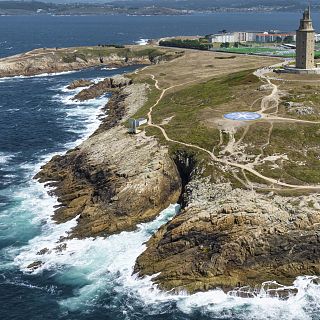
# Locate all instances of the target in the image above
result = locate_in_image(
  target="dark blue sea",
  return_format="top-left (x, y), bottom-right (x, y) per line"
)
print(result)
top-left (0, 13), bottom-right (320, 320)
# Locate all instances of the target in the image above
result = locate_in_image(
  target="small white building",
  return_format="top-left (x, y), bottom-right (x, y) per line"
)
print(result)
top-left (128, 118), bottom-right (148, 134)
top-left (234, 32), bottom-right (257, 42)
top-left (210, 32), bottom-right (258, 43)
top-left (210, 33), bottom-right (235, 43)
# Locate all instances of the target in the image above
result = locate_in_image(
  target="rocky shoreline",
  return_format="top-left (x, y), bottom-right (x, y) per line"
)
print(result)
top-left (135, 176), bottom-right (320, 293)
top-left (0, 45), bottom-right (180, 78)
top-left (35, 75), bottom-right (181, 239)
top-left (22, 47), bottom-right (320, 295)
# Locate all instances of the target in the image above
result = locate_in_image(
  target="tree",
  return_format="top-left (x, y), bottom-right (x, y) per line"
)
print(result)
top-left (283, 35), bottom-right (294, 43)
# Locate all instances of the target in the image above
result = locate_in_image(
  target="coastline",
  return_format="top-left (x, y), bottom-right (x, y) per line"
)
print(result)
top-left (33, 73), bottom-right (182, 240)
top-left (0, 45), bottom-right (181, 78)
top-left (3, 44), bottom-right (320, 297)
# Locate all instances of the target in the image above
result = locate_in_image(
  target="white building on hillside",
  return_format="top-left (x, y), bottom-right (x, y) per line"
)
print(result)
top-left (255, 32), bottom-right (296, 43)
top-left (210, 31), bottom-right (303, 44)
top-left (210, 33), bottom-right (235, 43)
top-left (210, 32), bottom-right (258, 43)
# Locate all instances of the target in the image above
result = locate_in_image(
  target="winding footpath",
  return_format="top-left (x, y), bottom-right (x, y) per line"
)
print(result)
top-left (139, 62), bottom-right (320, 190)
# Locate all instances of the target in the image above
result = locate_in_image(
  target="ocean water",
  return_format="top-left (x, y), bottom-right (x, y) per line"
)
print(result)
top-left (0, 13), bottom-right (320, 320)
top-left (1, 12), bottom-right (320, 58)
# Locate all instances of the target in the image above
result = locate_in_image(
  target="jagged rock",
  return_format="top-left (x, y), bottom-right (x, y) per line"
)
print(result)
top-left (54, 243), bottom-right (67, 252)
top-left (72, 76), bottom-right (133, 101)
top-left (27, 261), bottom-right (44, 271)
top-left (0, 47), bottom-right (174, 78)
top-left (135, 178), bottom-right (320, 293)
top-left (67, 79), bottom-right (93, 90)
top-left (36, 248), bottom-right (49, 255)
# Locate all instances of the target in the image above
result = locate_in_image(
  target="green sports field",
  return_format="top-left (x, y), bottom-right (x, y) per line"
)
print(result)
top-left (216, 46), bottom-right (320, 58)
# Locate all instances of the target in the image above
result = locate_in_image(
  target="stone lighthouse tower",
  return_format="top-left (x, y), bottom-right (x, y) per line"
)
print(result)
top-left (296, 5), bottom-right (315, 69)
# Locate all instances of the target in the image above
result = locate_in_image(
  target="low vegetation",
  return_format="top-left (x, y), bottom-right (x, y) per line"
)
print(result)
top-left (59, 46), bottom-right (179, 64)
top-left (159, 39), bottom-right (212, 51)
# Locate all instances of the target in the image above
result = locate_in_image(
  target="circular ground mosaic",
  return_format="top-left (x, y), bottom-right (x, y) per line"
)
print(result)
top-left (224, 112), bottom-right (262, 121)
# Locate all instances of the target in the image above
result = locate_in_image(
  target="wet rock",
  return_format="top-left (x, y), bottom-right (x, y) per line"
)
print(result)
top-left (36, 248), bottom-right (49, 255)
top-left (67, 79), bottom-right (93, 90)
top-left (27, 261), bottom-right (44, 271)
top-left (73, 76), bottom-right (133, 101)
top-left (54, 243), bottom-right (67, 252)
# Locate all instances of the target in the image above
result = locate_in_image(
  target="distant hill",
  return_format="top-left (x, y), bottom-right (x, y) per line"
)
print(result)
top-left (9, 0), bottom-right (305, 8)
top-left (0, 0), bottom-right (314, 15)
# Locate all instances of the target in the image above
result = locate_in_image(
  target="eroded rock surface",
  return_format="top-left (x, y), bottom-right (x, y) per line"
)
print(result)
top-left (135, 178), bottom-right (320, 293)
top-left (67, 79), bottom-right (93, 90)
top-left (73, 75), bottom-right (133, 101)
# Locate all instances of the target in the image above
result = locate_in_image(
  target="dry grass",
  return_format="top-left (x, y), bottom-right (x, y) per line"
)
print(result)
top-left (133, 49), bottom-right (280, 89)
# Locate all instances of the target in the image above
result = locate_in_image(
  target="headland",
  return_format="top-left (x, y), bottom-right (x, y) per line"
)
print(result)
top-left (3, 41), bottom-right (320, 296)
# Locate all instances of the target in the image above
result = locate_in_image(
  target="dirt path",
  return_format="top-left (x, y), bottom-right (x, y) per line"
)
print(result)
top-left (255, 64), bottom-right (320, 124)
top-left (142, 64), bottom-right (320, 190)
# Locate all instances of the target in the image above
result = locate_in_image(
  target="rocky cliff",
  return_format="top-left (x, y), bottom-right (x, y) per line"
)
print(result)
top-left (35, 76), bottom-right (181, 239)
top-left (135, 176), bottom-right (320, 293)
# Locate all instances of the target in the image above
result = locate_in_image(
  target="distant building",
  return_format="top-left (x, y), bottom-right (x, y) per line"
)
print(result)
top-left (209, 31), bottom-right (295, 44)
top-left (210, 33), bottom-right (236, 43)
top-left (235, 32), bottom-right (257, 42)
top-left (255, 32), bottom-right (296, 43)
top-left (210, 32), bottom-right (258, 43)
top-left (296, 5), bottom-right (315, 70)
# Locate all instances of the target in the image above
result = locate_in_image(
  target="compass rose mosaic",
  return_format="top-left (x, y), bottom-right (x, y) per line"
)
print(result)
top-left (224, 112), bottom-right (262, 121)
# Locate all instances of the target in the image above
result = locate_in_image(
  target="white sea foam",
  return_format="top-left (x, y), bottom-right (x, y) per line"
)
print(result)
top-left (0, 75), bottom-right (107, 252)
top-left (0, 152), bottom-right (14, 165)
top-left (135, 38), bottom-right (149, 45)
top-left (49, 77), bottom-right (109, 150)
top-left (12, 204), bottom-right (180, 308)
top-left (101, 67), bottom-right (118, 71)
top-left (11, 195), bottom-right (320, 319)
top-left (0, 71), bottom-right (77, 83)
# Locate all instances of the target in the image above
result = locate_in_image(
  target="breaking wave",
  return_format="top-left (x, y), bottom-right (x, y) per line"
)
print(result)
top-left (8, 194), bottom-right (320, 320)
top-left (0, 71), bottom-right (77, 83)
top-left (50, 82), bottom-right (108, 148)
top-left (135, 38), bottom-right (149, 45)
top-left (0, 152), bottom-right (14, 165)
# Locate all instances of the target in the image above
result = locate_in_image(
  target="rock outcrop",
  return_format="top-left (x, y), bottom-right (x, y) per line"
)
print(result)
top-left (67, 79), bottom-right (93, 90)
top-left (135, 178), bottom-right (320, 293)
top-left (73, 76), bottom-right (133, 101)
